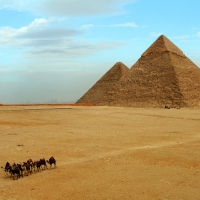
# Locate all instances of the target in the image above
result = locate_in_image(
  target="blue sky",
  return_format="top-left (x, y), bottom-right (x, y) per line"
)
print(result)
top-left (0, 0), bottom-right (200, 104)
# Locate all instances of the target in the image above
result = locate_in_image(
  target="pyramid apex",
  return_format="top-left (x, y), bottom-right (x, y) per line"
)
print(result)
top-left (113, 62), bottom-right (129, 69)
top-left (115, 61), bottom-right (125, 65)
top-left (115, 61), bottom-right (123, 65)
top-left (142, 35), bottom-right (185, 57)
top-left (158, 34), bottom-right (168, 39)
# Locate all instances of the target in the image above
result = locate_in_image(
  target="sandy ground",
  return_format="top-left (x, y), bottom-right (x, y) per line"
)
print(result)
top-left (0, 105), bottom-right (200, 200)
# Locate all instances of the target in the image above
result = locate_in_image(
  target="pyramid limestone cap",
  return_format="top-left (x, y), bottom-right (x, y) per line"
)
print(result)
top-left (142, 35), bottom-right (185, 57)
top-left (105, 62), bottom-right (129, 76)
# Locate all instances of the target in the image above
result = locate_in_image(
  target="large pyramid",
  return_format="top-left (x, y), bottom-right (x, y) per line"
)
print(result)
top-left (98, 35), bottom-right (200, 108)
top-left (76, 62), bottom-right (129, 104)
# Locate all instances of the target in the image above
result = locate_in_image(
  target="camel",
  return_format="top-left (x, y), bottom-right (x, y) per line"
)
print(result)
top-left (46, 156), bottom-right (56, 169)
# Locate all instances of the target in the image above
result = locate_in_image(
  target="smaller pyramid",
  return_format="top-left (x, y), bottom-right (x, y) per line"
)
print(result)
top-left (76, 62), bottom-right (129, 104)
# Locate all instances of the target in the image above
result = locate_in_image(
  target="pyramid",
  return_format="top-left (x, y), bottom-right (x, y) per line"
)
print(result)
top-left (98, 35), bottom-right (200, 108)
top-left (76, 62), bottom-right (129, 104)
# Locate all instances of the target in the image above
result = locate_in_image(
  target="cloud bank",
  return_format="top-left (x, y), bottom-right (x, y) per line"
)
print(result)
top-left (0, 17), bottom-right (125, 61)
top-left (0, 0), bottom-right (135, 16)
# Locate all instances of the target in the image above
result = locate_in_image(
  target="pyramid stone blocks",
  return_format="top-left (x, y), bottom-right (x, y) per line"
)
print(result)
top-left (77, 35), bottom-right (200, 108)
top-left (76, 62), bottom-right (129, 104)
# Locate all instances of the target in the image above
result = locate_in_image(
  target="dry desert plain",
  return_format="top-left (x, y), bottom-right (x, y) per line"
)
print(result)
top-left (0, 105), bottom-right (200, 200)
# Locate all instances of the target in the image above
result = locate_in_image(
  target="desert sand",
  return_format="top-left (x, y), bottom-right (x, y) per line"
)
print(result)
top-left (0, 105), bottom-right (200, 199)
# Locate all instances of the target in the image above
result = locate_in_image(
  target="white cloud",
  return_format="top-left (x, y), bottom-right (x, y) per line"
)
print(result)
top-left (28, 18), bottom-right (49, 28)
top-left (0, 0), bottom-right (35, 11)
top-left (0, 18), bottom-right (81, 42)
top-left (23, 40), bottom-right (125, 60)
top-left (0, 18), bottom-right (55, 46)
top-left (110, 22), bottom-right (138, 28)
top-left (0, 18), bottom-right (125, 61)
top-left (0, 0), bottom-right (136, 16)
top-left (37, 0), bottom-right (135, 16)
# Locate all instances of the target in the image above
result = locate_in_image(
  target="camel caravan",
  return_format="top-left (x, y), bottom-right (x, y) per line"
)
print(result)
top-left (1, 156), bottom-right (56, 180)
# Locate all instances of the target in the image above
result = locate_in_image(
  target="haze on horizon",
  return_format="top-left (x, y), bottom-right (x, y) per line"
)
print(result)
top-left (0, 0), bottom-right (200, 104)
